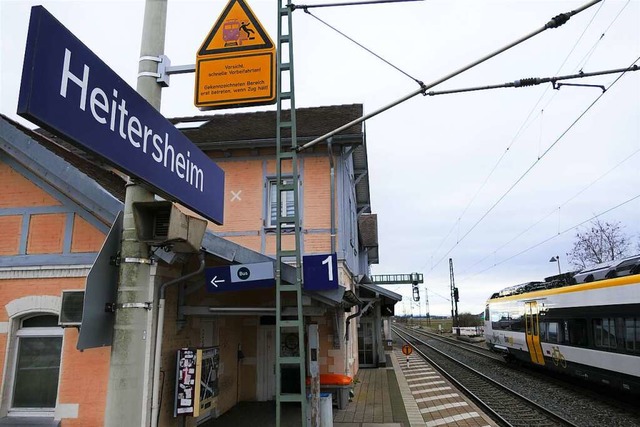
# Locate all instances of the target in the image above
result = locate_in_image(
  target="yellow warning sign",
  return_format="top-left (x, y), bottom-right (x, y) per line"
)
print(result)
top-left (198, 0), bottom-right (273, 56)
top-left (195, 0), bottom-right (276, 110)
top-left (195, 52), bottom-right (274, 108)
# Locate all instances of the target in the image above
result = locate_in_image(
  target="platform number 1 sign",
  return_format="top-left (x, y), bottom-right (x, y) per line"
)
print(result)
top-left (303, 253), bottom-right (339, 291)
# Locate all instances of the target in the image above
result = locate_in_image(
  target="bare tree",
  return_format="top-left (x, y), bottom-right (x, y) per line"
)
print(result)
top-left (568, 219), bottom-right (631, 269)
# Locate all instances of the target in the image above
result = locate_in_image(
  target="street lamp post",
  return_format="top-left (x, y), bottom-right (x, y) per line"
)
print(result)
top-left (549, 256), bottom-right (561, 275)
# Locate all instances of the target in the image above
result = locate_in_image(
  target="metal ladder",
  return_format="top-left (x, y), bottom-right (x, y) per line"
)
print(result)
top-left (275, 0), bottom-right (306, 425)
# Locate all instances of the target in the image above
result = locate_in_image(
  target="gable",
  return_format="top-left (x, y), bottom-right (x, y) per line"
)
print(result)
top-left (0, 161), bottom-right (60, 208)
top-left (0, 157), bottom-right (108, 267)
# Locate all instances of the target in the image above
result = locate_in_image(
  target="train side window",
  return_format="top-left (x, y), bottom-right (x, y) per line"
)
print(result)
top-left (539, 322), bottom-right (548, 341)
top-left (624, 318), bottom-right (640, 354)
top-left (568, 319), bottom-right (587, 346)
top-left (594, 318), bottom-right (617, 349)
top-left (547, 322), bottom-right (559, 343)
top-left (510, 310), bottom-right (525, 332)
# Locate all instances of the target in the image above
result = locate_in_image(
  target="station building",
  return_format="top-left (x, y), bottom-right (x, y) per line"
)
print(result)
top-left (0, 105), bottom-right (400, 426)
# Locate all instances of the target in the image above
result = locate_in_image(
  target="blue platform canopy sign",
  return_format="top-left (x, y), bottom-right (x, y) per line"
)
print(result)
top-left (303, 253), bottom-right (339, 291)
top-left (206, 261), bottom-right (275, 293)
top-left (17, 6), bottom-right (225, 224)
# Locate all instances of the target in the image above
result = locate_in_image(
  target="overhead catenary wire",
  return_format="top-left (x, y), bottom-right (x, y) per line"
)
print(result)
top-left (296, 0), bottom-right (604, 152)
top-left (576, 0), bottom-right (632, 71)
top-left (302, 9), bottom-right (423, 86)
top-left (459, 145), bottom-right (640, 277)
top-left (425, 56), bottom-right (639, 277)
top-left (462, 192), bottom-right (640, 280)
top-left (292, 0), bottom-right (424, 10)
top-left (427, 1), bottom-right (630, 264)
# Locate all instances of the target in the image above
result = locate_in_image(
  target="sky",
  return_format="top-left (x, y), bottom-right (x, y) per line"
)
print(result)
top-left (1, 0), bottom-right (639, 316)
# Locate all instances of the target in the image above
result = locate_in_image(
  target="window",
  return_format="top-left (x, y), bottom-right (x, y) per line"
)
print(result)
top-left (490, 307), bottom-right (524, 331)
top-left (564, 319), bottom-right (588, 347)
top-left (12, 315), bottom-right (63, 410)
top-left (267, 178), bottom-right (295, 228)
top-left (547, 322), bottom-right (559, 343)
top-left (624, 317), bottom-right (640, 353)
top-left (594, 318), bottom-right (617, 349)
top-left (540, 322), bottom-right (547, 340)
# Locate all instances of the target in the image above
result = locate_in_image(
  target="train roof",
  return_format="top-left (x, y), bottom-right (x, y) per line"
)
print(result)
top-left (489, 254), bottom-right (640, 300)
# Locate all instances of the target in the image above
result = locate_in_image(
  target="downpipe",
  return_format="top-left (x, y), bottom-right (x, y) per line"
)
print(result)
top-left (150, 251), bottom-right (205, 427)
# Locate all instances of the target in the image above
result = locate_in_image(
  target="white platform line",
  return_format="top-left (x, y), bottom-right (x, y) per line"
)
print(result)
top-left (406, 376), bottom-right (440, 382)
top-left (412, 386), bottom-right (452, 395)
top-left (409, 380), bottom-right (446, 388)
top-left (415, 393), bottom-right (459, 403)
top-left (405, 370), bottom-right (434, 377)
top-left (420, 401), bottom-right (469, 414)
top-left (425, 412), bottom-right (482, 426)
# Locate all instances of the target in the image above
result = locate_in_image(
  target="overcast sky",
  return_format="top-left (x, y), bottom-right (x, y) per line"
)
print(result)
top-left (2, 0), bottom-right (639, 316)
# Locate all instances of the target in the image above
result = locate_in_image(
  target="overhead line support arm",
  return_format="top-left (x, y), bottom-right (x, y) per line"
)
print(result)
top-left (424, 64), bottom-right (639, 97)
top-left (295, 0), bottom-right (602, 153)
top-left (290, 0), bottom-right (423, 11)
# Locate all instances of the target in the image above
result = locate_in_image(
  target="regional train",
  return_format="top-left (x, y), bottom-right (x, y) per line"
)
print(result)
top-left (484, 254), bottom-right (640, 393)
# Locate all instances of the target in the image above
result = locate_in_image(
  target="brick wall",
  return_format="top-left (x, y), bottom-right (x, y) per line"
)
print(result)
top-left (0, 216), bottom-right (21, 255)
top-left (0, 162), bottom-right (60, 208)
top-left (1, 161), bottom-right (109, 426)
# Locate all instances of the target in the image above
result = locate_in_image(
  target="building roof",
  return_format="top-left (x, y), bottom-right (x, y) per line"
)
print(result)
top-left (0, 114), bottom-right (124, 226)
top-left (359, 282), bottom-right (402, 302)
top-left (171, 104), bottom-right (364, 148)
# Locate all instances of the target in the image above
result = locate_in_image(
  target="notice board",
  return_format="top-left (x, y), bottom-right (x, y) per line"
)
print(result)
top-left (174, 347), bottom-right (220, 417)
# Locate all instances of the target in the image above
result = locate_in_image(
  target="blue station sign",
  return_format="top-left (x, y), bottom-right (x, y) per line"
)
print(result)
top-left (303, 253), bottom-right (339, 291)
top-left (17, 6), bottom-right (225, 224)
top-left (206, 261), bottom-right (275, 293)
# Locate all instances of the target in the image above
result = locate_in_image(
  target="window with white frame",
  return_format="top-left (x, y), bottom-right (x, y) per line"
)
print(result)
top-left (11, 314), bottom-right (63, 412)
top-left (267, 178), bottom-right (295, 228)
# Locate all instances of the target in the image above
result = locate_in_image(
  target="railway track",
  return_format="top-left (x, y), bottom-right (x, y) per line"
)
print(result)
top-left (393, 325), bottom-right (581, 427)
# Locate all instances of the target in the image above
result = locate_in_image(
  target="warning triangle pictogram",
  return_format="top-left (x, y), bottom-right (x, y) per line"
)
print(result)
top-left (198, 0), bottom-right (274, 56)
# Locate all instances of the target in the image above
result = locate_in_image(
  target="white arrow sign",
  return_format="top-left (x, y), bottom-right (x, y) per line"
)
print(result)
top-left (210, 276), bottom-right (226, 288)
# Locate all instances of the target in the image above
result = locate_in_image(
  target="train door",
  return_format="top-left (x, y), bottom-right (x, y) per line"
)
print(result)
top-left (524, 301), bottom-right (545, 365)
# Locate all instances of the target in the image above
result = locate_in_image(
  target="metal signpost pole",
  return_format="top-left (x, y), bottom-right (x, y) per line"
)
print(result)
top-left (104, 1), bottom-right (167, 425)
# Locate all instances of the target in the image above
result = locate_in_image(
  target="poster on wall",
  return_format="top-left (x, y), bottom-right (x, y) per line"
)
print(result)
top-left (174, 347), bottom-right (220, 417)
top-left (174, 348), bottom-right (197, 416)
top-left (196, 347), bottom-right (220, 414)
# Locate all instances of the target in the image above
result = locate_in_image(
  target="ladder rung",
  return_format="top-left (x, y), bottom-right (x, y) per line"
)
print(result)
top-left (277, 152), bottom-right (294, 160)
top-left (280, 63), bottom-right (291, 71)
top-left (279, 393), bottom-right (304, 403)
top-left (277, 250), bottom-right (298, 258)
top-left (278, 320), bottom-right (301, 328)
top-left (278, 183), bottom-right (295, 191)
top-left (280, 92), bottom-right (292, 101)
top-left (278, 291), bottom-right (302, 298)
top-left (278, 356), bottom-right (303, 365)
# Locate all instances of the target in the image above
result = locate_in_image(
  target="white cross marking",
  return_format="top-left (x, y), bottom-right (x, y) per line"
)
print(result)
top-left (231, 190), bottom-right (242, 201)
